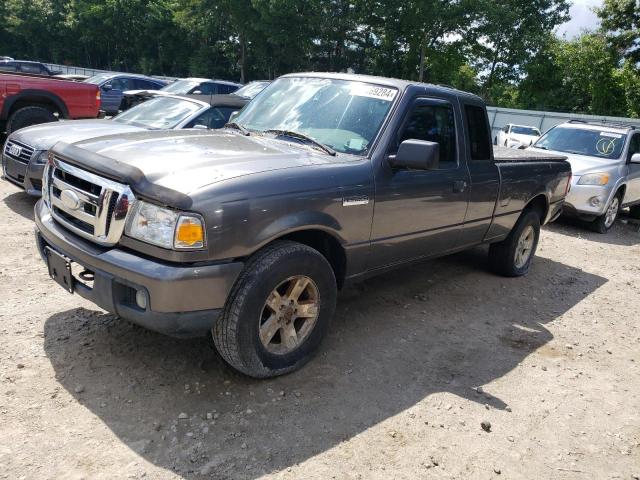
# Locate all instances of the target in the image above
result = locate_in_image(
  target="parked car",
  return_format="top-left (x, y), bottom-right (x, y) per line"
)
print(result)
top-left (34, 73), bottom-right (571, 378)
top-left (231, 80), bottom-right (271, 99)
top-left (121, 78), bottom-right (243, 110)
top-left (496, 124), bottom-right (541, 148)
top-left (0, 60), bottom-right (61, 76)
top-left (84, 73), bottom-right (166, 115)
top-left (0, 56), bottom-right (13, 61)
top-left (2, 94), bottom-right (249, 195)
top-left (0, 71), bottom-right (100, 135)
top-left (54, 74), bottom-right (90, 82)
top-left (530, 120), bottom-right (640, 232)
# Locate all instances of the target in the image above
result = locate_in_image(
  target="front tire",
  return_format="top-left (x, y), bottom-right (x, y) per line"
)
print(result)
top-left (6, 106), bottom-right (57, 134)
top-left (489, 210), bottom-right (541, 277)
top-left (591, 194), bottom-right (621, 234)
top-left (212, 241), bottom-right (337, 378)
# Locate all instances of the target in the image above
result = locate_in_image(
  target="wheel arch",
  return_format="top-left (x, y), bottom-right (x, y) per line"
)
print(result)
top-left (250, 214), bottom-right (348, 290)
top-left (523, 193), bottom-right (549, 223)
top-left (1, 90), bottom-right (69, 120)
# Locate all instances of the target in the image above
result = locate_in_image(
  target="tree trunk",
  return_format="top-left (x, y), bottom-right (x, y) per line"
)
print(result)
top-left (239, 32), bottom-right (246, 84)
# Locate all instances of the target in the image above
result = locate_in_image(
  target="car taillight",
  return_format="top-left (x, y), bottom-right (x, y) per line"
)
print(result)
top-left (95, 89), bottom-right (101, 107)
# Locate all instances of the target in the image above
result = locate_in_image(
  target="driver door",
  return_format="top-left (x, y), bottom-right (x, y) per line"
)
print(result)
top-left (369, 98), bottom-right (470, 269)
top-left (625, 133), bottom-right (640, 204)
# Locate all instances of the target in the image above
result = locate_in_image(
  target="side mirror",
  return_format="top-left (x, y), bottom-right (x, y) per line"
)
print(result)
top-left (192, 124), bottom-right (208, 130)
top-left (192, 90), bottom-right (202, 95)
top-left (631, 153), bottom-right (640, 164)
top-left (228, 111), bottom-right (240, 122)
top-left (102, 83), bottom-right (113, 91)
top-left (389, 139), bottom-right (440, 170)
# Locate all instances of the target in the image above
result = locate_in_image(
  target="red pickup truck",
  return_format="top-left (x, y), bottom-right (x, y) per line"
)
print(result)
top-left (0, 72), bottom-right (100, 134)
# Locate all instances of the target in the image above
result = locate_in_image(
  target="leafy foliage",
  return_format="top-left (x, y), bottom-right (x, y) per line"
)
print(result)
top-left (0, 0), bottom-right (637, 117)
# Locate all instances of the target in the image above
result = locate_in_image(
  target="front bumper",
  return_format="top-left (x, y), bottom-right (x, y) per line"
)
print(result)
top-left (564, 180), bottom-right (614, 219)
top-left (2, 152), bottom-right (45, 196)
top-left (34, 200), bottom-right (244, 338)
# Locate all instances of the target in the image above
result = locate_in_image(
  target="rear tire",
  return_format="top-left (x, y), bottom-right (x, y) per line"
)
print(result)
top-left (591, 193), bottom-right (621, 234)
top-left (212, 241), bottom-right (337, 378)
top-left (6, 106), bottom-right (57, 134)
top-left (489, 210), bottom-right (541, 277)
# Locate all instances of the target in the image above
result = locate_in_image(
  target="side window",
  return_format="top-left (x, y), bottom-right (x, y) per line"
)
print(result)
top-left (220, 85), bottom-right (238, 94)
top-left (629, 134), bottom-right (640, 160)
top-left (19, 63), bottom-right (41, 74)
top-left (109, 77), bottom-right (130, 91)
top-left (398, 102), bottom-right (457, 168)
top-left (465, 105), bottom-right (492, 161)
top-left (0, 63), bottom-right (17, 72)
top-left (197, 83), bottom-right (216, 95)
top-left (186, 107), bottom-right (235, 129)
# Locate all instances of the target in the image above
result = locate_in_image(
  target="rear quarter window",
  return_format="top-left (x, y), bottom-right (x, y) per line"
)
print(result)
top-left (465, 105), bottom-right (492, 161)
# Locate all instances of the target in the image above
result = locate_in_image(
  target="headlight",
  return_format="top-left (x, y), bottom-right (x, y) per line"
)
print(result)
top-left (34, 150), bottom-right (49, 164)
top-left (125, 201), bottom-right (205, 250)
top-left (578, 173), bottom-right (610, 186)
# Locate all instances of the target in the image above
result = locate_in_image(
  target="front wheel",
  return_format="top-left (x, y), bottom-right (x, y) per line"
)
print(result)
top-left (212, 241), bottom-right (337, 378)
top-left (6, 106), bottom-right (57, 134)
top-left (489, 210), bottom-right (541, 277)
top-left (591, 194), bottom-right (621, 234)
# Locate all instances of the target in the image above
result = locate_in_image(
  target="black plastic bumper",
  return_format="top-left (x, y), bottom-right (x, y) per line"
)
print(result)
top-left (34, 200), bottom-right (244, 338)
top-left (2, 152), bottom-right (45, 196)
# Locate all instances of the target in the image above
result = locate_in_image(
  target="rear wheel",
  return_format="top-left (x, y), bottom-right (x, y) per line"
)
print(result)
top-left (591, 194), bottom-right (621, 234)
top-left (6, 106), bottom-right (57, 134)
top-left (212, 241), bottom-right (337, 378)
top-left (489, 210), bottom-right (541, 277)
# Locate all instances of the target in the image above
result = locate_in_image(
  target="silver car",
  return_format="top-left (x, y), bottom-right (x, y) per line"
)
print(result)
top-left (530, 120), bottom-right (640, 233)
top-left (2, 94), bottom-right (247, 196)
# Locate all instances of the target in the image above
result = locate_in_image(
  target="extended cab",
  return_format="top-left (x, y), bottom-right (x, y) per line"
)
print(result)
top-left (34, 73), bottom-right (571, 378)
top-left (0, 72), bottom-right (100, 135)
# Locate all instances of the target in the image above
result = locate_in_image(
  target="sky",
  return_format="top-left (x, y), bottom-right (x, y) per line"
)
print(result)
top-left (557, 0), bottom-right (603, 37)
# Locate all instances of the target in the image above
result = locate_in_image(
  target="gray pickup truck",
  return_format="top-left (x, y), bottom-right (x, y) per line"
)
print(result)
top-left (34, 73), bottom-right (571, 377)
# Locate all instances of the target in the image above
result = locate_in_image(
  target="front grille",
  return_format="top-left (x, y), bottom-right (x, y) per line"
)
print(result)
top-left (4, 140), bottom-right (35, 164)
top-left (43, 158), bottom-right (135, 246)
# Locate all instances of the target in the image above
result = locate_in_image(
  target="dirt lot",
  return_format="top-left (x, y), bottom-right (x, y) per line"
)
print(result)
top-left (0, 178), bottom-right (639, 480)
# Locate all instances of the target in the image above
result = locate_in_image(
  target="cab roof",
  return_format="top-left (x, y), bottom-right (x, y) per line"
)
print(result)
top-left (281, 72), bottom-right (485, 103)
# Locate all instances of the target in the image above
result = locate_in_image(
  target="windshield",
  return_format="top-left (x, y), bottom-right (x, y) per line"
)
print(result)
top-left (113, 96), bottom-right (202, 129)
top-left (234, 81), bottom-right (270, 99)
top-left (535, 126), bottom-right (627, 159)
top-left (161, 79), bottom-right (200, 94)
top-left (511, 126), bottom-right (540, 136)
top-left (233, 77), bottom-right (397, 155)
top-left (85, 73), bottom-right (114, 85)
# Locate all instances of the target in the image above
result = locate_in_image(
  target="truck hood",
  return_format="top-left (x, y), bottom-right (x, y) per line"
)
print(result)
top-left (68, 129), bottom-right (343, 195)
top-left (11, 119), bottom-right (146, 150)
top-left (528, 147), bottom-right (622, 176)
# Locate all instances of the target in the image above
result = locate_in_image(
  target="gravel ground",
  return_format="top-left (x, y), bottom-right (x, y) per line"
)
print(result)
top-left (0, 178), bottom-right (639, 480)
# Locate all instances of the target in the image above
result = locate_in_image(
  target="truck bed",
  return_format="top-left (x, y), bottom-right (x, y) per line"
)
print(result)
top-left (493, 146), bottom-right (567, 162)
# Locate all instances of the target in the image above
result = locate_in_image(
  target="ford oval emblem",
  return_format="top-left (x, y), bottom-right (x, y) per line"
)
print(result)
top-left (60, 189), bottom-right (81, 210)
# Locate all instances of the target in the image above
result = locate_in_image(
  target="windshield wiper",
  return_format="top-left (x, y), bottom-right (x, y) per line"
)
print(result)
top-left (225, 122), bottom-right (250, 136)
top-left (264, 129), bottom-right (336, 156)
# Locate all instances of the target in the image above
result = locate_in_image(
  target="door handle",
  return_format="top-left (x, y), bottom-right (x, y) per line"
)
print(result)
top-left (453, 180), bottom-right (468, 193)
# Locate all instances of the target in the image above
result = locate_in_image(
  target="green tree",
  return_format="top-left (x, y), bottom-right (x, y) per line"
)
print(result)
top-left (596, 0), bottom-right (640, 64)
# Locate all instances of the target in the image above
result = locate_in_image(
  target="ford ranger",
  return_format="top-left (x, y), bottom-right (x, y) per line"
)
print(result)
top-left (34, 73), bottom-right (571, 378)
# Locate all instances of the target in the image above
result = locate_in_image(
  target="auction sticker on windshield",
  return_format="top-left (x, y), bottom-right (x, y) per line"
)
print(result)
top-left (351, 84), bottom-right (398, 102)
top-left (600, 132), bottom-right (623, 139)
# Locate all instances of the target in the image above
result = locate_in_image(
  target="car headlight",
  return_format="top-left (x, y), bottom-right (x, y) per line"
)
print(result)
top-left (125, 200), bottom-right (205, 250)
top-left (578, 173), bottom-right (610, 186)
top-left (34, 150), bottom-right (49, 164)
